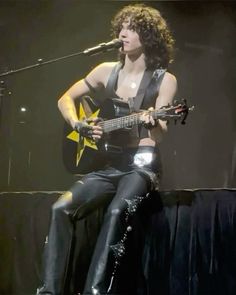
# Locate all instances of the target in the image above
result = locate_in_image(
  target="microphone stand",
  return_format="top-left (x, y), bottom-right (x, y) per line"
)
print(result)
top-left (0, 42), bottom-right (121, 189)
top-left (0, 40), bottom-right (122, 128)
top-left (0, 49), bottom-right (86, 134)
top-left (0, 50), bottom-right (86, 78)
top-left (0, 38), bottom-right (122, 77)
top-left (0, 49), bottom-right (85, 189)
top-left (0, 43), bottom-right (112, 123)
top-left (0, 40), bottom-right (122, 121)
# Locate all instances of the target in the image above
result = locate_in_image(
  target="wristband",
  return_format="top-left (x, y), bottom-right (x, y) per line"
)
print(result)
top-left (74, 121), bottom-right (93, 139)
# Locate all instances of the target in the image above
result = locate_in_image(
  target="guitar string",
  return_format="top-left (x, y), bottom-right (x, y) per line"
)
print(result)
top-left (98, 110), bottom-right (162, 132)
top-left (99, 112), bottom-right (142, 131)
top-left (97, 107), bottom-right (181, 132)
top-left (100, 111), bottom-right (171, 131)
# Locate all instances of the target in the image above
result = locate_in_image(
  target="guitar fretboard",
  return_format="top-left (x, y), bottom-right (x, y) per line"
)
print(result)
top-left (98, 109), bottom-right (180, 133)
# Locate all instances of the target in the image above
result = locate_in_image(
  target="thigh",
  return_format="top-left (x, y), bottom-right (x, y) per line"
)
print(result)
top-left (108, 171), bottom-right (151, 212)
top-left (57, 172), bottom-right (116, 213)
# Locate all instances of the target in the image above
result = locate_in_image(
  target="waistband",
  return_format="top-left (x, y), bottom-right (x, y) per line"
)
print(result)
top-left (104, 144), bottom-right (159, 155)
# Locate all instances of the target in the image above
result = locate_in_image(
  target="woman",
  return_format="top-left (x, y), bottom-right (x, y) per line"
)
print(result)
top-left (37, 3), bottom-right (177, 295)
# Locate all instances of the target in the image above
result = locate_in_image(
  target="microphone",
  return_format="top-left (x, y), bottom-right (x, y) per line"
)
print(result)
top-left (83, 39), bottom-right (123, 56)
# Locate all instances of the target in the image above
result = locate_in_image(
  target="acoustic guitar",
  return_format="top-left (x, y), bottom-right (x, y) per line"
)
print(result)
top-left (63, 97), bottom-right (191, 174)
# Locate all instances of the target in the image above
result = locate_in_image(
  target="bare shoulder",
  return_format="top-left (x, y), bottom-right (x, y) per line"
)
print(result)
top-left (162, 71), bottom-right (177, 86)
top-left (159, 71), bottom-right (178, 95)
top-left (86, 61), bottom-right (119, 88)
top-left (156, 71), bottom-right (177, 107)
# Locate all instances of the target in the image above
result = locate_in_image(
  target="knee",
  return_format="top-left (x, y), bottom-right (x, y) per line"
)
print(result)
top-left (52, 191), bottom-right (73, 214)
top-left (105, 207), bottom-right (123, 220)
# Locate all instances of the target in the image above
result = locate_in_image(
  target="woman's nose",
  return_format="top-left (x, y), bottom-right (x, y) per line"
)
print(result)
top-left (120, 29), bottom-right (127, 38)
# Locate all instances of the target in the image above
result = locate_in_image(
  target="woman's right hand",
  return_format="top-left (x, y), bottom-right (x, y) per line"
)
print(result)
top-left (74, 118), bottom-right (103, 141)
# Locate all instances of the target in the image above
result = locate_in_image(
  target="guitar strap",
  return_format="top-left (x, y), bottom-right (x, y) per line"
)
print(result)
top-left (132, 69), bottom-right (154, 112)
top-left (105, 62), bottom-right (123, 96)
top-left (138, 68), bottom-right (166, 138)
top-left (140, 68), bottom-right (167, 110)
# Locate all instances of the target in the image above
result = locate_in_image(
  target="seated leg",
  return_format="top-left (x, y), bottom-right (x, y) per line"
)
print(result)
top-left (37, 174), bottom-right (116, 295)
top-left (83, 171), bottom-right (154, 295)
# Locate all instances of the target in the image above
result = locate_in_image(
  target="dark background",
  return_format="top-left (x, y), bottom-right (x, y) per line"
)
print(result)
top-left (0, 0), bottom-right (235, 192)
top-left (0, 2), bottom-right (236, 295)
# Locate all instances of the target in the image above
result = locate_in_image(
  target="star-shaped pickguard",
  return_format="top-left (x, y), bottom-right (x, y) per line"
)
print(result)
top-left (66, 103), bottom-right (100, 166)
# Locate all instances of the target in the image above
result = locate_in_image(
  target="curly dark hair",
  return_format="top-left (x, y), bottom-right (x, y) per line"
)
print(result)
top-left (111, 4), bottom-right (175, 70)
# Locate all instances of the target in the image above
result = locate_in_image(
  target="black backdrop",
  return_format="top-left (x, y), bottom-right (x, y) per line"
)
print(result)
top-left (0, 0), bottom-right (236, 192)
top-left (0, 190), bottom-right (236, 295)
top-left (0, 1), bottom-right (236, 295)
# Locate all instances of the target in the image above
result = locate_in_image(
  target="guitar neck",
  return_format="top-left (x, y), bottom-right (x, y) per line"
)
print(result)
top-left (99, 110), bottom-right (169, 133)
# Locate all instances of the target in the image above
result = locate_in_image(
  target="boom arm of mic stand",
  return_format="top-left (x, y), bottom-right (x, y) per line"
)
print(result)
top-left (0, 50), bottom-right (85, 77)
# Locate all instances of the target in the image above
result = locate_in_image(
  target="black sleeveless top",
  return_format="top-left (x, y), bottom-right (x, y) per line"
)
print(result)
top-left (103, 62), bottom-right (166, 140)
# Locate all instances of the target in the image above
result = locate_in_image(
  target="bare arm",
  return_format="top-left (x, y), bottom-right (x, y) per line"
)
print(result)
top-left (149, 72), bottom-right (178, 143)
top-left (57, 79), bottom-right (90, 128)
top-left (57, 62), bottom-right (116, 129)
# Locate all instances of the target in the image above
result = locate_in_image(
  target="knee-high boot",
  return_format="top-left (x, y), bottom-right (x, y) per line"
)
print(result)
top-left (37, 201), bottom-right (75, 295)
top-left (83, 205), bottom-right (133, 295)
top-left (83, 190), bottom-right (152, 295)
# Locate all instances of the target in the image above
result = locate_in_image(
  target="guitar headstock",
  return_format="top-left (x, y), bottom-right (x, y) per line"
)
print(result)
top-left (159, 99), bottom-right (194, 125)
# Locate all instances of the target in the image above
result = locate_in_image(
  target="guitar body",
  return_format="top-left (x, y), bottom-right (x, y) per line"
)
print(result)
top-left (62, 135), bottom-right (106, 174)
top-left (62, 97), bottom-right (190, 174)
top-left (63, 97), bottom-right (131, 174)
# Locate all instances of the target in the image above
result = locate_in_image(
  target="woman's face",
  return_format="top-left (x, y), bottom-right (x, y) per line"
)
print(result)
top-left (118, 18), bottom-right (143, 56)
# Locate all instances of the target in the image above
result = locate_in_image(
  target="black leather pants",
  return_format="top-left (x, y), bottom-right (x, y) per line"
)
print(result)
top-left (37, 147), bottom-right (161, 295)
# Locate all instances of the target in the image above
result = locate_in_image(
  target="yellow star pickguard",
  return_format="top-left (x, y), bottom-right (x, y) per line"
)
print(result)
top-left (66, 103), bottom-right (100, 166)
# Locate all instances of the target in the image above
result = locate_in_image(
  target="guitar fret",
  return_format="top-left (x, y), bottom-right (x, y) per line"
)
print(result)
top-left (102, 113), bottom-right (141, 132)
top-left (99, 105), bottom-right (184, 133)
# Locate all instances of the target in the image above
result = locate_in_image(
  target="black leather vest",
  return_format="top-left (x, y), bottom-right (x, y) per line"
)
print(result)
top-left (104, 62), bottom-right (166, 140)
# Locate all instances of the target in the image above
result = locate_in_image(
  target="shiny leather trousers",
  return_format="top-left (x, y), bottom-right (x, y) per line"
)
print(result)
top-left (37, 168), bottom-right (153, 295)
